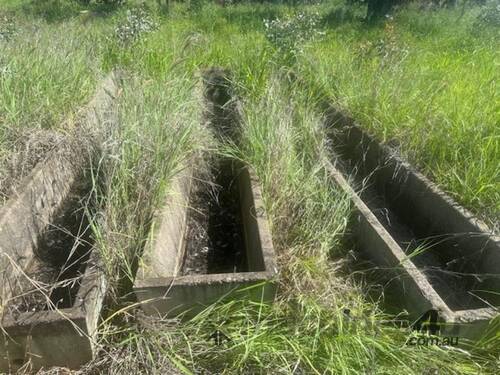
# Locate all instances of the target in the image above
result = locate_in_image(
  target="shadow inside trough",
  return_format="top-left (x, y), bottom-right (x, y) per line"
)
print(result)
top-left (43, 214), bottom-right (93, 310)
top-left (179, 67), bottom-right (248, 276)
top-left (6, 186), bottom-right (93, 315)
top-left (358, 182), bottom-right (489, 311)
top-left (181, 158), bottom-right (248, 275)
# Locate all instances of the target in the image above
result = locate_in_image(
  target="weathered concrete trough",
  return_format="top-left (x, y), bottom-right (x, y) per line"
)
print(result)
top-left (133, 163), bottom-right (278, 317)
top-left (0, 72), bottom-right (120, 371)
top-left (0, 238), bottom-right (106, 371)
top-left (323, 108), bottom-right (499, 340)
top-left (134, 67), bottom-right (277, 317)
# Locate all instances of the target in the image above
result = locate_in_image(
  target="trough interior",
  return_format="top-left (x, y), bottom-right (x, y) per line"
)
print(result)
top-left (181, 158), bottom-right (249, 275)
top-left (329, 125), bottom-right (498, 311)
top-left (5, 191), bottom-right (92, 315)
top-left (133, 163), bottom-right (275, 317)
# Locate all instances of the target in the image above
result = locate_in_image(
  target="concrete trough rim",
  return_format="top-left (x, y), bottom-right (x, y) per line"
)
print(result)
top-left (135, 270), bottom-right (277, 289)
top-left (1, 310), bottom-right (86, 330)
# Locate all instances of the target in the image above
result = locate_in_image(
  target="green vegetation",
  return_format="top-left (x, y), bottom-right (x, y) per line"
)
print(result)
top-left (0, 5), bottom-right (112, 202)
top-left (0, 0), bottom-right (498, 373)
top-left (89, 73), bottom-right (203, 295)
top-left (299, 2), bottom-right (499, 225)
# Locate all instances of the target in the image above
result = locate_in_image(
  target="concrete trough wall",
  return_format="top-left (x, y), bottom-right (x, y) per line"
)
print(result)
top-left (134, 166), bottom-right (278, 317)
top-left (0, 248), bottom-right (106, 371)
top-left (0, 72), bottom-right (120, 371)
top-left (323, 108), bottom-right (499, 340)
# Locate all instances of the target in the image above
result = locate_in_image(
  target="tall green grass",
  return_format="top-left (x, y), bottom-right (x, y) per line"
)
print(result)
top-left (298, 2), bottom-right (499, 225)
top-left (0, 8), bottom-right (116, 203)
top-left (88, 73), bottom-right (203, 296)
top-left (1, 1), bottom-right (498, 373)
top-left (0, 16), bottom-right (109, 131)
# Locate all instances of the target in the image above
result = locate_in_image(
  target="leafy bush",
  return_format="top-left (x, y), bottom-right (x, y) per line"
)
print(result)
top-left (474, 0), bottom-right (500, 28)
top-left (355, 18), bottom-right (409, 68)
top-left (115, 6), bottom-right (157, 45)
top-left (264, 12), bottom-right (323, 56)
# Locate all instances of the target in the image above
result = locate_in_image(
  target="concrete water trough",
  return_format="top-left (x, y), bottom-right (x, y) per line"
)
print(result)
top-left (134, 67), bottom-right (277, 317)
top-left (133, 162), bottom-right (278, 317)
top-left (0, 72), bottom-right (120, 371)
top-left (0, 141), bottom-right (106, 372)
top-left (323, 108), bottom-right (499, 340)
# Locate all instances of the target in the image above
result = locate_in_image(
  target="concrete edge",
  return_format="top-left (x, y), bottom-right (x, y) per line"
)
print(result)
top-left (243, 167), bottom-right (278, 275)
top-left (324, 158), bottom-right (454, 320)
top-left (135, 166), bottom-right (193, 281)
top-left (134, 271), bottom-right (276, 289)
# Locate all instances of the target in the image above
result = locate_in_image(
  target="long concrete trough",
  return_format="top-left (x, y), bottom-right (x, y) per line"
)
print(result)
top-left (323, 108), bottom-right (499, 341)
top-left (134, 67), bottom-right (277, 317)
top-left (133, 164), bottom-right (278, 317)
top-left (0, 72), bottom-right (120, 371)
